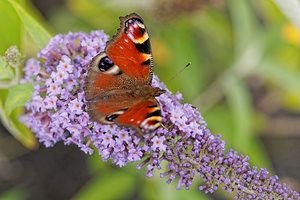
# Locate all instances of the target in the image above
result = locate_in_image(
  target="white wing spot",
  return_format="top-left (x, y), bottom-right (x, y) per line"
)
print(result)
top-left (133, 23), bottom-right (139, 28)
top-left (113, 110), bottom-right (125, 115)
top-left (149, 125), bottom-right (155, 130)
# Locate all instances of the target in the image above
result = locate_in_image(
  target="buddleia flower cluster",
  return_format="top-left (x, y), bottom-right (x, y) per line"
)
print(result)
top-left (20, 31), bottom-right (300, 199)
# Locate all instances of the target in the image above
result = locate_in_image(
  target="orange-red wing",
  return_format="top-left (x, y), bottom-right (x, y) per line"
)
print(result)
top-left (105, 13), bottom-right (153, 84)
top-left (116, 99), bottom-right (162, 133)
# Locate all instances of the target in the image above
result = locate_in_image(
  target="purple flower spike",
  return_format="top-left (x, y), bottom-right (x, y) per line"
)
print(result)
top-left (20, 31), bottom-right (300, 199)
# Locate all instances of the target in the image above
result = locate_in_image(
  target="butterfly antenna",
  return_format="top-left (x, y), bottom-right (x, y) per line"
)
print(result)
top-left (161, 123), bottom-right (169, 131)
top-left (165, 62), bottom-right (191, 85)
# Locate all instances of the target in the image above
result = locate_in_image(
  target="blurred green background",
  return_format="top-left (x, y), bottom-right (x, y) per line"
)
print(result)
top-left (0, 0), bottom-right (300, 199)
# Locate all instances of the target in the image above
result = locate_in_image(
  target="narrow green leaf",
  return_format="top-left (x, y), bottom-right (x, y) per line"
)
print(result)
top-left (73, 171), bottom-right (135, 200)
top-left (5, 82), bottom-right (33, 116)
top-left (225, 78), bottom-right (253, 151)
top-left (223, 78), bottom-right (272, 169)
top-left (0, 56), bottom-right (15, 81)
top-left (228, 0), bottom-right (259, 56)
top-left (8, 0), bottom-right (52, 49)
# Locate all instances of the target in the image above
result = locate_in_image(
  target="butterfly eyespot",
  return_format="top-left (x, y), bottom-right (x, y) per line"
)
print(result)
top-left (140, 27), bottom-right (145, 34)
top-left (96, 55), bottom-right (122, 75)
top-left (105, 114), bottom-right (119, 122)
top-left (105, 109), bottom-right (127, 123)
top-left (99, 56), bottom-right (114, 72)
top-left (125, 18), bottom-right (143, 29)
top-left (125, 17), bottom-right (149, 46)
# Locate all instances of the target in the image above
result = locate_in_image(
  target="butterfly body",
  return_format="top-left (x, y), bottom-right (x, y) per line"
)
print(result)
top-left (84, 13), bottom-right (165, 135)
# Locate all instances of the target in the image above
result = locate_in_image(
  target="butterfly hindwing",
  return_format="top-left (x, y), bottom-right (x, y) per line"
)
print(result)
top-left (116, 99), bottom-right (162, 133)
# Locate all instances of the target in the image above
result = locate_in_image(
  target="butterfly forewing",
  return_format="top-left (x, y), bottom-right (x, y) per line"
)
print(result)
top-left (105, 13), bottom-right (154, 84)
top-left (84, 52), bottom-right (132, 100)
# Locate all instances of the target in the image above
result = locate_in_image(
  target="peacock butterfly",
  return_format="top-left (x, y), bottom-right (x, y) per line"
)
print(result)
top-left (84, 13), bottom-right (165, 135)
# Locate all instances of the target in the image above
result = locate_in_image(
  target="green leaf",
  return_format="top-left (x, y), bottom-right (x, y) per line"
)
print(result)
top-left (8, 0), bottom-right (52, 50)
top-left (226, 78), bottom-right (253, 151)
top-left (0, 0), bottom-right (21, 55)
top-left (73, 171), bottom-right (135, 200)
top-left (0, 90), bottom-right (36, 149)
top-left (0, 56), bottom-right (15, 81)
top-left (5, 82), bottom-right (33, 116)
top-left (228, 0), bottom-right (259, 56)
